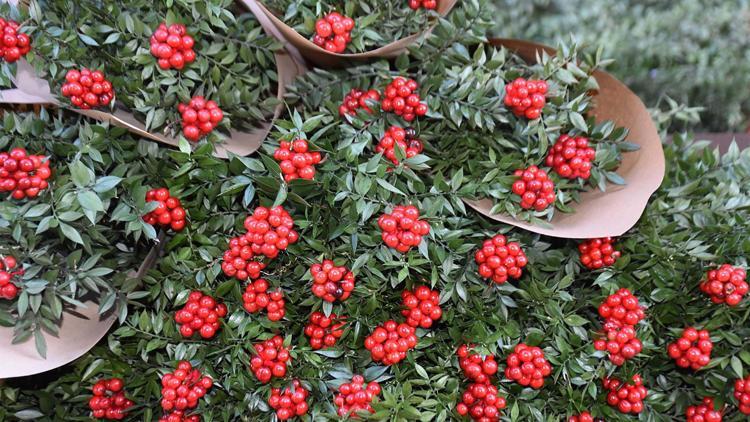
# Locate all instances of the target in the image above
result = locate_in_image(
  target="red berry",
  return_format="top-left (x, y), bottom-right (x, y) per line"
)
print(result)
top-left (377, 205), bottom-right (430, 253)
top-left (312, 13), bottom-right (353, 53)
top-left (668, 327), bottom-right (712, 370)
top-left (579, 237), bottom-right (621, 270)
top-left (511, 166), bottom-right (555, 211)
top-left (546, 134), bottom-right (596, 179)
top-left (251, 335), bottom-right (290, 383)
top-left (700, 264), bottom-right (747, 306)
top-left (602, 375), bottom-right (647, 415)
top-left (61, 68), bottom-right (113, 108)
top-left (504, 78), bottom-right (547, 119)
top-left (150, 23), bottom-right (196, 71)
top-left (143, 188), bottom-right (187, 232)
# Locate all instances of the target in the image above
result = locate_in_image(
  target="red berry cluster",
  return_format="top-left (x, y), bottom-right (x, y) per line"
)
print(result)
top-left (401, 285), bottom-right (442, 329)
top-left (242, 279), bottom-right (285, 322)
top-left (222, 235), bottom-right (266, 281)
top-left (700, 264), bottom-right (748, 306)
top-left (304, 311), bottom-right (345, 350)
top-left (579, 237), bottom-right (621, 270)
top-left (274, 139), bottom-right (322, 182)
top-left (160, 361), bottom-right (213, 413)
top-left (595, 288), bottom-right (644, 365)
top-left (686, 397), bottom-right (723, 422)
top-left (334, 375), bottom-right (381, 417)
top-left (268, 380), bottom-right (309, 420)
top-left (381, 77), bottom-right (428, 122)
top-left (734, 375), bottom-right (750, 414)
top-left (159, 411), bottom-right (200, 422)
top-left (364, 320), bottom-right (417, 365)
top-left (504, 343), bottom-right (552, 389)
top-left (178, 96), bottom-right (223, 142)
top-left (339, 88), bottom-right (380, 116)
top-left (0, 256), bottom-right (21, 300)
top-left (457, 344), bottom-right (499, 385)
top-left (456, 383), bottom-right (507, 422)
top-left (667, 327), bottom-right (712, 370)
top-left (474, 234), bottom-right (528, 285)
top-left (377, 205), bottom-right (431, 253)
top-left (61, 68), bottom-right (114, 109)
top-left (408, 0), bottom-right (437, 10)
top-left (143, 188), bottom-right (187, 232)
top-left (598, 288), bottom-right (645, 327)
top-left (312, 12), bottom-right (354, 53)
top-left (243, 206), bottom-right (299, 259)
top-left (250, 335), bottom-right (290, 383)
top-left (567, 412), bottom-right (595, 422)
top-left (150, 23), bottom-right (196, 70)
top-left (174, 291), bottom-right (227, 339)
top-left (376, 126), bottom-right (424, 166)
top-left (310, 259), bottom-right (355, 302)
top-left (603, 375), bottom-right (647, 414)
top-left (503, 78), bottom-right (548, 120)
top-left (0, 148), bottom-right (51, 200)
top-left (545, 134), bottom-right (596, 179)
top-left (0, 18), bottom-right (31, 63)
top-left (89, 378), bottom-right (133, 420)
top-left (511, 166), bottom-right (555, 211)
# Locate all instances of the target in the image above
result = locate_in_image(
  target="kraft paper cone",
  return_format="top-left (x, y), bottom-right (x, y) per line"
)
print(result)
top-left (464, 39), bottom-right (665, 239)
top-left (243, 0), bottom-right (457, 68)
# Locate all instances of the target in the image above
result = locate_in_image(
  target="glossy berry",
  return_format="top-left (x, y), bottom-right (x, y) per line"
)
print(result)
top-left (160, 361), bottom-right (213, 412)
top-left (401, 285), bottom-right (442, 329)
top-left (304, 311), bottom-right (345, 350)
top-left (334, 375), bottom-right (381, 417)
top-left (174, 291), bottom-right (227, 339)
top-left (700, 264), bottom-right (748, 306)
top-left (457, 344), bottom-right (499, 385)
top-left (455, 382), bottom-right (507, 422)
top-left (0, 255), bottom-right (22, 300)
top-left (474, 234), bottom-right (528, 285)
top-left (598, 288), bottom-right (645, 327)
top-left (150, 23), bottom-right (196, 70)
top-left (511, 166), bottom-right (555, 211)
top-left (408, 0), bottom-right (437, 10)
top-left (312, 12), bottom-right (354, 53)
top-left (377, 205), bottom-right (431, 253)
top-left (579, 237), bottom-right (621, 270)
top-left (593, 323), bottom-right (642, 366)
top-left (381, 77), bottom-right (428, 122)
top-left (274, 139), bottom-right (322, 182)
top-left (0, 18), bottom-right (31, 63)
top-left (61, 68), bottom-right (114, 109)
top-left (504, 343), bottom-right (551, 389)
top-left (159, 410), bottom-right (200, 422)
top-left (364, 320), bottom-right (417, 365)
top-left (88, 378), bottom-right (133, 420)
top-left (686, 397), bottom-right (723, 422)
top-left (221, 235), bottom-right (266, 281)
top-left (268, 379), bottom-right (309, 420)
top-left (243, 205), bottom-right (299, 259)
top-left (339, 88), bottom-right (380, 117)
top-left (376, 125), bottom-right (424, 166)
top-left (667, 327), bottom-right (712, 370)
top-left (603, 375), bottom-right (647, 414)
top-left (250, 335), bottom-right (290, 383)
top-left (546, 134), bottom-right (596, 179)
top-left (734, 375), bottom-right (750, 414)
top-left (143, 188), bottom-right (187, 232)
top-left (567, 412), bottom-right (595, 422)
top-left (242, 279), bottom-right (285, 322)
top-left (504, 78), bottom-right (548, 120)
top-left (310, 259), bottom-right (355, 302)
top-left (0, 148), bottom-right (52, 200)
top-left (178, 96), bottom-right (223, 141)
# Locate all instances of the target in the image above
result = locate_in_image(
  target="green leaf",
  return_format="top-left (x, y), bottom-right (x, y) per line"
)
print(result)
top-left (59, 222), bottom-right (84, 244)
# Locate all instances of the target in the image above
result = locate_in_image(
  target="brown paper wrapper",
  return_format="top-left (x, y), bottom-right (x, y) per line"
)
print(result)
top-left (241, 0), bottom-right (457, 67)
top-left (464, 39), bottom-right (665, 239)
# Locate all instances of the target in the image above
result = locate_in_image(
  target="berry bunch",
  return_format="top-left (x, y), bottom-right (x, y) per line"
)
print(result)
top-left (242, 279), bottom-right (285, 322)
top-left (567, 412), bottom-right (595, 422)
top-left (456, 383), bottom-right (507, 422)
top-left (143, 188), bottom-right (187, 232)
top-left (178, 96), bottom-right (223, 142)
top-left (474, 234), bottom-right (528, 285)
top-left (61, 68), bottom-right (114, 109)
top-left (503, 78), bottom-right (548, 120)
top-left (593, 323), bottom-right (642, 366)
top-left (408, 0), bottom-right (437, 9)
top-left (381, 77), bottom-right (428, 122)
top-left (603, 375), bottom-right (647, 414)
top-left (268, 380), bottom-right (309, 421)
top-left (376, 126), bottom-right (424, 166)
top-left (250, 335), bottom-right (290, 383)
top-left (686, 397), bottom-right (723, 422)
top-left (667, 327), bottom-right (712, 370)
top-left (243, 206), bottom-right (299, 259)
top-left (700, 264), bottom-right (748, 306)
top-left (401, 285), bottom-right (442, 329)
top-left (545, 134), bottom-right (596, 179)
top-left (310, 260), bottom-right (356, 302)
top-left (334, 375), bottom-right (381, 417)
top-left (734, 375), bottom-right (750, 414)
top-left (159, 411), bottom-right (200, 422)
top-left (504, 343), bottom-right (552, 389)
top-left (273, 139), bottom-right (322, 182)
top-left (89, 378), bottom-right (133, 420)
top-left (598, 288), bottom-right (645, 326)
top-left (579, 237), bottom-right (621, 270)
top-left (149, 23), bottom-right (196, 70)
top-left (174, 291), bottom-right (227, 339)
top-left (511, 166), bottom-right (555, 211)
top-left (457, 344), bottom-right (499, 385)
top-left (339, 88), bottom-right (380, 116)
top-left (160, 361), bottom-right (213, 412)
top-left (0, 18), bottom-right (31, 63)
top-left (304, 311), bottom-right (345, 350)
top-left (0, 256), bottom-right (21, 300)
top-left (221, 235), bottom-right (266, 281)
top-left (377, 205), bottom-right (431, 253)
top-left (0, 147), bottom-right (52, 200)
top-left (364, 320), bottom-right (417, 365)
top-left (312, 12), bottom-right (354, 53)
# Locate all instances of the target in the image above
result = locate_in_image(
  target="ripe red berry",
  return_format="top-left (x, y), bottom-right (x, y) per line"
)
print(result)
top-left (594, 288), bottom-right (644, 365)
top-left (511, 166), bottom-right (555, 211)
top-left (700, 264), bottom-right (748, 306)
top-left (504, 343), bottom-right (551, 389)
top-left (546, 134), bottom-right (596, 179)
top-left (174, 291), bottom-right (227, 339)
top-left (567, 412), bottom-right (595, 422)
top-left (376, 126), bottom-right (424, 166)
top-left (179, 96), bottom-right (222, 141)
top-left (61, 68), bottom-right (114, 109)
top-left (160, 361), bottom-right (212, 413)
top-left (150, 23), bottom-right (196, 70)
top-left (735, 375), bottom-right (750, 415)
top-left (364, 320), bottom-right (417, 365)
top-left (312, 13), bottom-right (354, 53)
top-left (250, 335), bottom-right (290, 383)
top-left (335, 375), bottom-right (381, 417)
top-left (0, 148), bottom-right (52, 200)
top-left (310, 259), bottom-right (355, 302)
top-left (667, 327), bottom-right (713, 370)
top-left (158, 410), bottom-right (200, 422)
top-left (503, 78), bottom-right (548, 120)
top-left (268, 379), bottom-right (309, 420)
top-left (221, 235), bottom-right (266, 281)
top-left (88, 378), bottom-right (134, 420)
top-left (381, 77), bottom-right (428, 122)
top-left (579, 237), bottom-right (621, 270)
top-left (0, 255), bottom-right (22, 300)
top-left (474, 234), bottom-right (528, 285)
top-left (686, 397), bottom-right (723, 422)
top-left (377, 205), bottom-right (430, 253)
top-left (143, 188), bottom-right (187, 231)
top-left (456, 382), bottom-right (507, 421)
top-left (242, 279), bottom-right (286, 322)
top-left (273, 139), bottom-right (322, 182)
top-left (339, 88), bottom-right (380, 117)
top-left (304, 311), bottom-right (346, 350)
top-left (401, 285), bottom-right (442, 329)
top-left (242, 205), bottom-right (298, 259)
top-left (408, 0), bottom-right (438, 10)
top-left (457, 344), bottom-right (499, 385)
top-left (603, 375), bottom-right (647, 414)
top-left (0, 19), bottom-right (32, 63)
